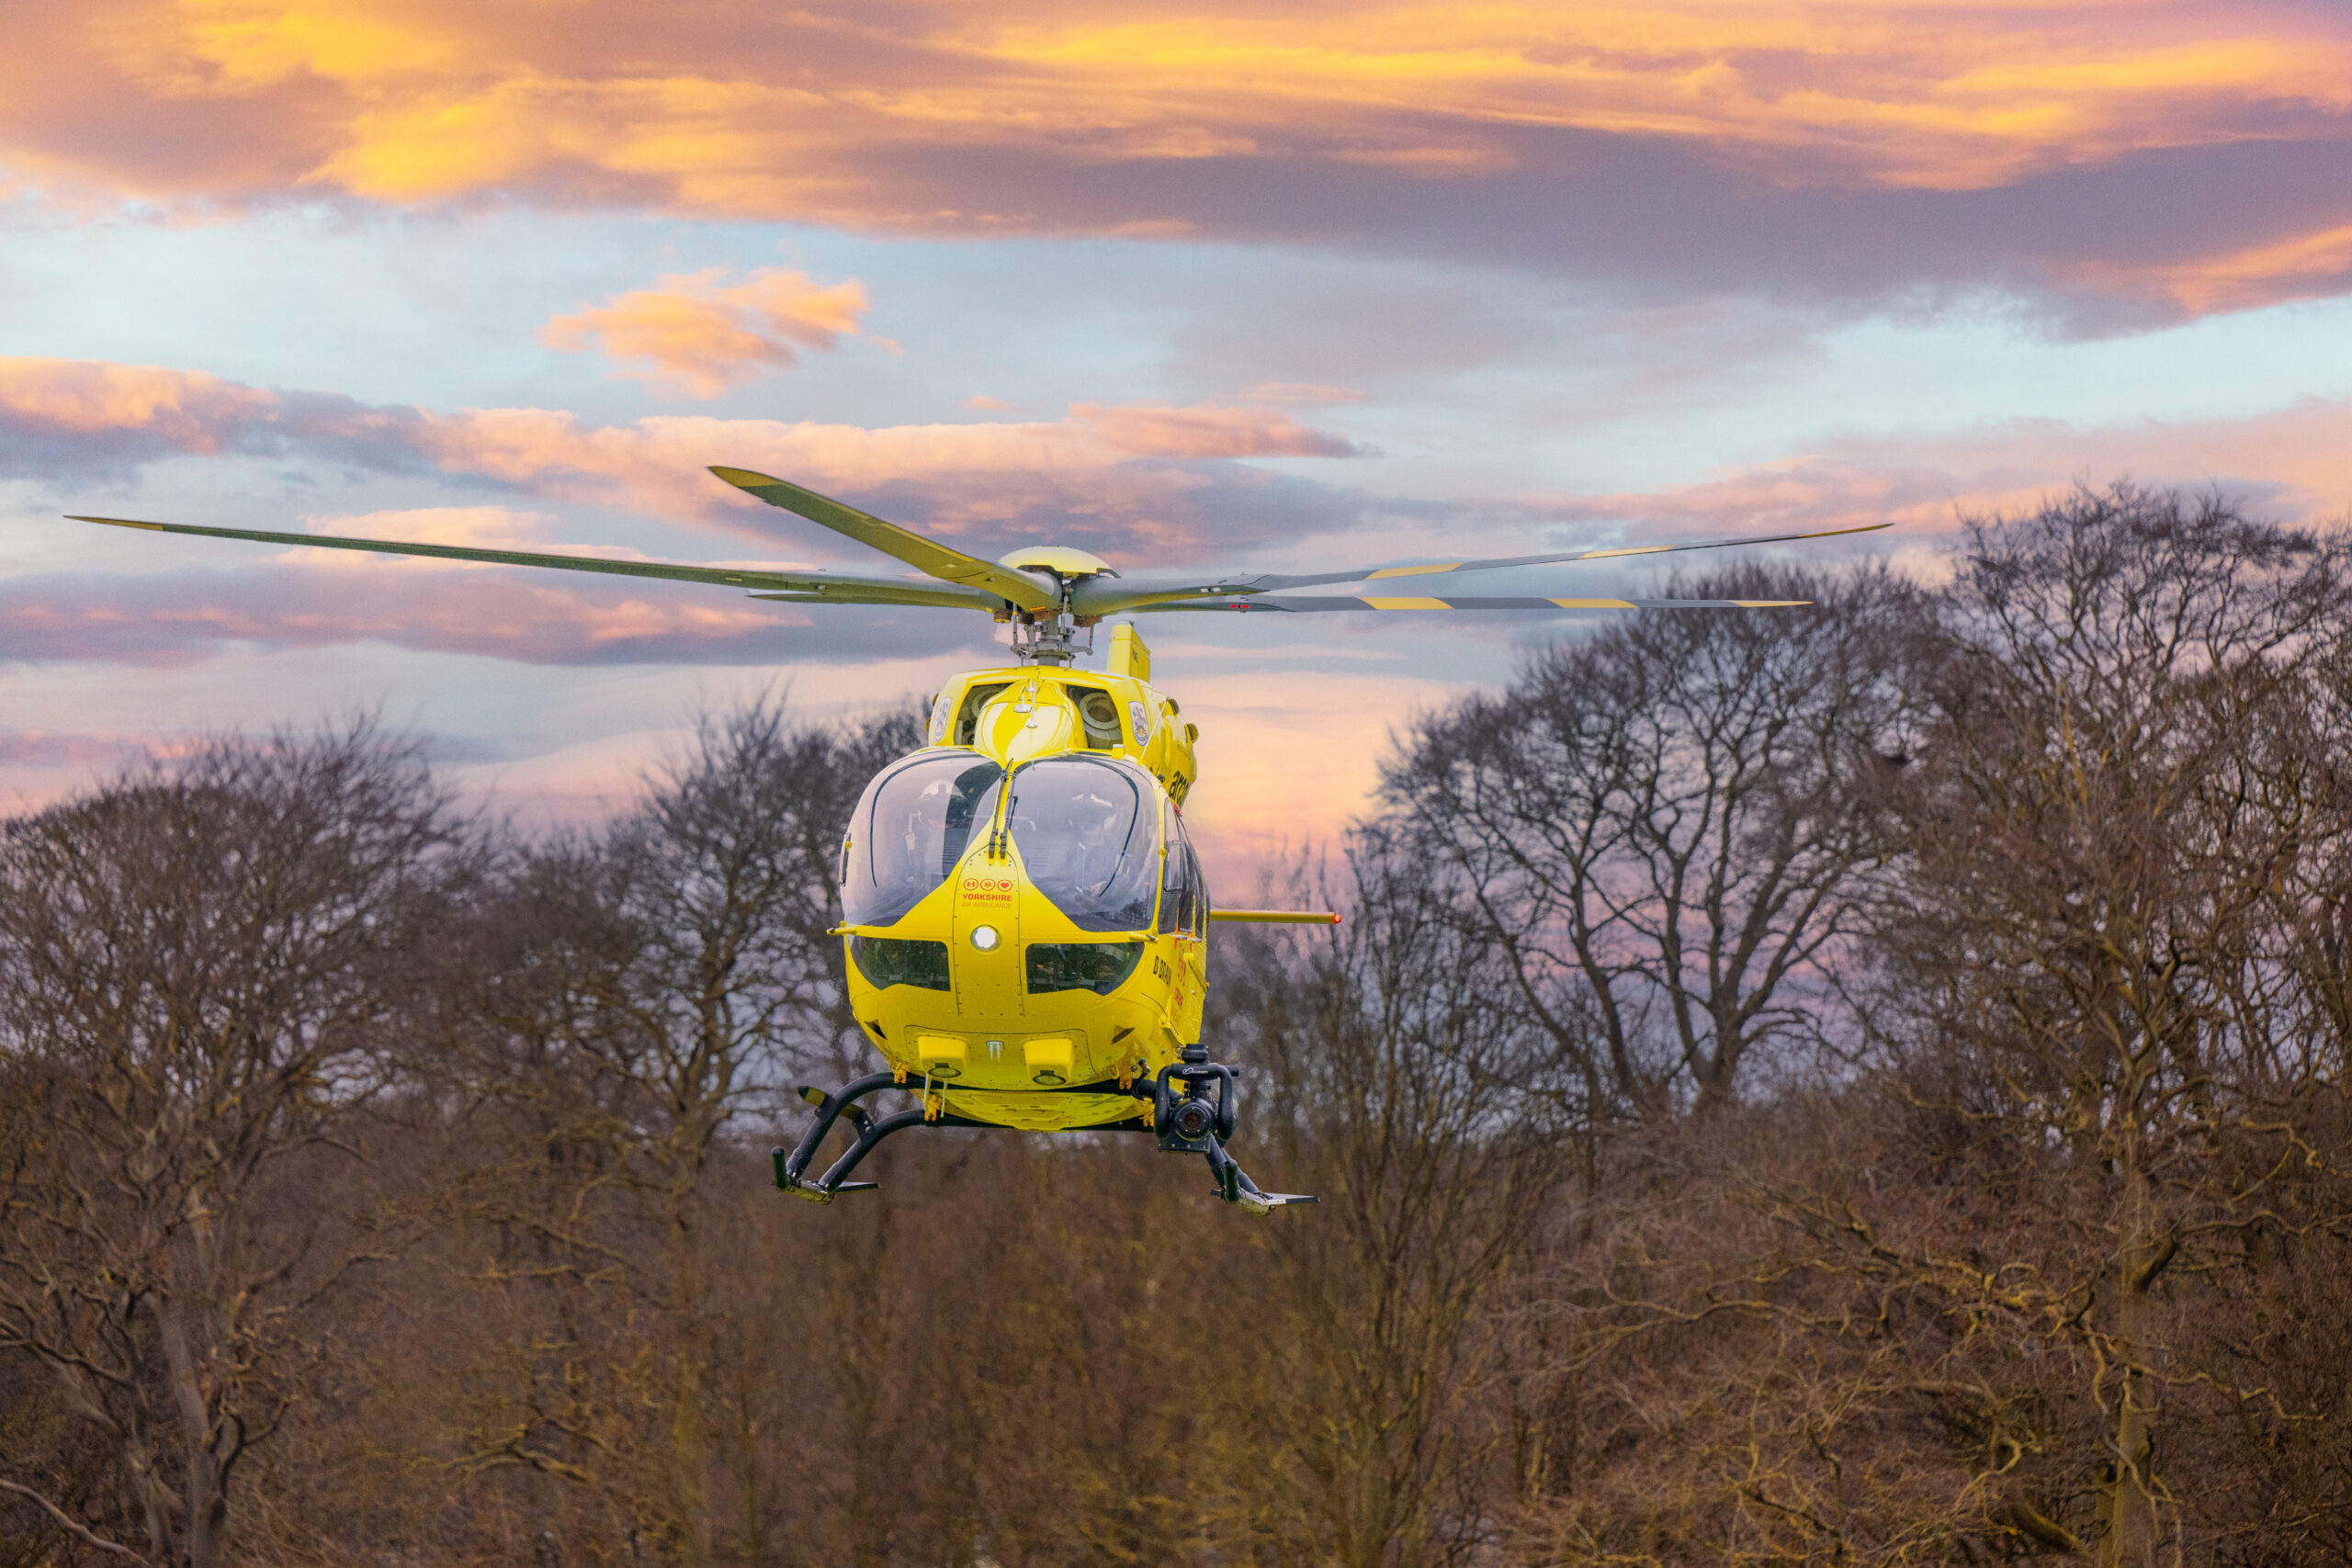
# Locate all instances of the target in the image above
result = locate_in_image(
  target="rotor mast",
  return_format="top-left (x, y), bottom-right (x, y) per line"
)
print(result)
top-left (995, 544), bottom-right (1118, 666)
top-left (1005, 606), bottom-right (1095, 665)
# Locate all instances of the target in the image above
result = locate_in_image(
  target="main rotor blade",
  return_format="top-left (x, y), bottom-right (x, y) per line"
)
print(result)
top-left (709, 468), bottom-right (1058, 613)
top-left (65, 515), bottom-right (999, 609)
top-left (1137, 593), bottom-right (1816, 613)
top-left (1071, 519), bottom-right (1892, 615)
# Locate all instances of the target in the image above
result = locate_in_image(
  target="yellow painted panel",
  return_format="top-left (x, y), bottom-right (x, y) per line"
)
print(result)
top-left (1108, 623), bottom-right (1151, 681)
top-left (943, 1088), bottom-right (1148, 1131)
top-left (1359, 596), bottom-right (1452, 610)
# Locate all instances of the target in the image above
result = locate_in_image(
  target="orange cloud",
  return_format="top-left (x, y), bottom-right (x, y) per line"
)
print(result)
top-left (9, 2), bottom-right (2346, 216)
top-left (0, 358), bottom-right (274, 447)
top-left (5, 3), bottom-right (2350, 320)
top-left (542, 269), bottom-right (870, 397)
top-left (2070, 223), bottom-right (2352, 316)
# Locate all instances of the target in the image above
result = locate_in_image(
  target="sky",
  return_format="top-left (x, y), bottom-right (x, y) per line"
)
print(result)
top-left (4, 0), bottom-right (2351, 879)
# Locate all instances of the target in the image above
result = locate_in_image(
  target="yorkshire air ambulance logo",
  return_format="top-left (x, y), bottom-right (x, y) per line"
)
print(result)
top-left (960, 874), bottom-right (1015, 903)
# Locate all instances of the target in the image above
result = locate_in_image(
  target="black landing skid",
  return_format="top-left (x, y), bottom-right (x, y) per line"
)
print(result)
top-left (770, 1048), bottom-right (1315, 1215)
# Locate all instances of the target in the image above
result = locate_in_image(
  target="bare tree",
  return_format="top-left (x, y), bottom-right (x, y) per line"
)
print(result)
top-left (1859, 485), bottom-right (2352, 1563)
top-left (1385, 561), bottom-right (1917, 1119)
top-left (1216, 831), bottom-right (1580, 1568)
top-left (0, 724), bottom-right (470, 1568)
top-left (430, 697), bottom-right (918, 1562)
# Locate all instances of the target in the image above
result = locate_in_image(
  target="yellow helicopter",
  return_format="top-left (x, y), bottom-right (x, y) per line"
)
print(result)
top-left (69, 469), bottom-right (1884, 1213)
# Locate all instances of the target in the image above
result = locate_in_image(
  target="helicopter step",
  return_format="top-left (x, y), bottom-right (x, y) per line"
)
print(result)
top-left (771, 1056), bottom-right (1315, 1213)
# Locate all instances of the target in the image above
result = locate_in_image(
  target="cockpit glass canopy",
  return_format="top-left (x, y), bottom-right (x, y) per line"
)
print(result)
top-left (1007, 757), bottom-right (1160, 931)
top-left (842, 753), bottom-right (1005, 926)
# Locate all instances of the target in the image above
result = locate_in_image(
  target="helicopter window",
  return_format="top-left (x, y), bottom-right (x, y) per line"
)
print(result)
top-left (1025, 942), bottom-right (1145, 996)
top-left (1004, 757), bottom-right (1159, 931)
top-left (1069, 686), bottom-right (1125, 750)
top-left (849, 935), bottom-right (952, 991)
top-left (953, 682), bottom-right (1012, 747)
top-left (842, 753), bottom-right (1006, 927)
top-left (1190, 840), bottom-right (1209, 937)
top-left (1157, 804), bottom-right (1204, 935)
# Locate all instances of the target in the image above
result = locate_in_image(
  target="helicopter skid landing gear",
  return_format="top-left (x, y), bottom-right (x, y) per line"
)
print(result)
top-left (770, 1061), bottom-right (1314, 1212)
top-left (1155, 1055), bottom-right (1317, 1215)
top-left (771, 1072), bottom-right (981, 1203)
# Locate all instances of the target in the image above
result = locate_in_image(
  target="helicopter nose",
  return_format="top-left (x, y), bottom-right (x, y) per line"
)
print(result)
top-left (954, 867), bottom-right (1023, 1023)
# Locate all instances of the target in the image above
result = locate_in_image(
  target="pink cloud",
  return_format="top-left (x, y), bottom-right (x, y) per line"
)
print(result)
top-left (0, 561), bottom-right (979, 669)
top-left (6, 357), bottom-right (1368, 557)
top-left (0, 729), bottom-right (146, 768)
top-left (1069, 401), bottom-right (1362, 458)
top-left (542, 269), bottom-right (871, 398)
top-left (1557, 399), bottom-right (2352, 552)
top-left (0, 357), bottom-right (277, 456)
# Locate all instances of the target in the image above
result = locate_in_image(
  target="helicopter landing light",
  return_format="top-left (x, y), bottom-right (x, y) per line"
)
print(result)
top-left (968, 924), bottom-right (1002, 952)
top-left (915, 1037), bottom-right (967, 1077)
top-left (1024, 1038), bottom-right (1074, 1086)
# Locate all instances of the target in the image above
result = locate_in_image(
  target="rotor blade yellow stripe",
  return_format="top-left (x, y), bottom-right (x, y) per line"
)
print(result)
top-left (1209, 909), bottom-right (1341, 924)
top-left (1359, 596), bottom-right (1453, 609)
top-left (1364, 562), bottom-right (1459, 579)
top-left (1573, 545), bottom-right (1672, 559)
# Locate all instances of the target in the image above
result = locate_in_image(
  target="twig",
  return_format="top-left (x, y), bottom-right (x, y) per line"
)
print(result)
top-left (0, 1477), bottom-right (154, 1563)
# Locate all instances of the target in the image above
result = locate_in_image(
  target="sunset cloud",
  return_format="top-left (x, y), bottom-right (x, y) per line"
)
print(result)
top-left (0, 561), bottom-right (982, 670)
top-left (0, 358), bottom-right (280, 473)
top-left (2069, 222), bottom-right (2352, 317)
top-left (6, 3), bottom-right (2351, 317)
top-left (1557, 399), bottom-right (2352, 552)
top-left (7, 358), bottom-right (1371, 559)
top-left (542, 270), bottom-right (871, 398)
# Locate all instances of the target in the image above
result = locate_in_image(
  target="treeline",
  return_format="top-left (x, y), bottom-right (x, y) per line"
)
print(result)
top-left (5, 483), bottom-right (2351, 1567)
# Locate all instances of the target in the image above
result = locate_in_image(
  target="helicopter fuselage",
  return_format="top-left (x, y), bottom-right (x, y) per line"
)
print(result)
top-left (836, 635), bottom-right (1212, 1133)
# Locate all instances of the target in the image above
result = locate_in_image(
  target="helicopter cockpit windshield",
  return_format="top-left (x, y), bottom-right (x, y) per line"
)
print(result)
top-left (1005, 756), bottom-right (1159, 931)
top-left (842, 753), bottom-right (1006, 926)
